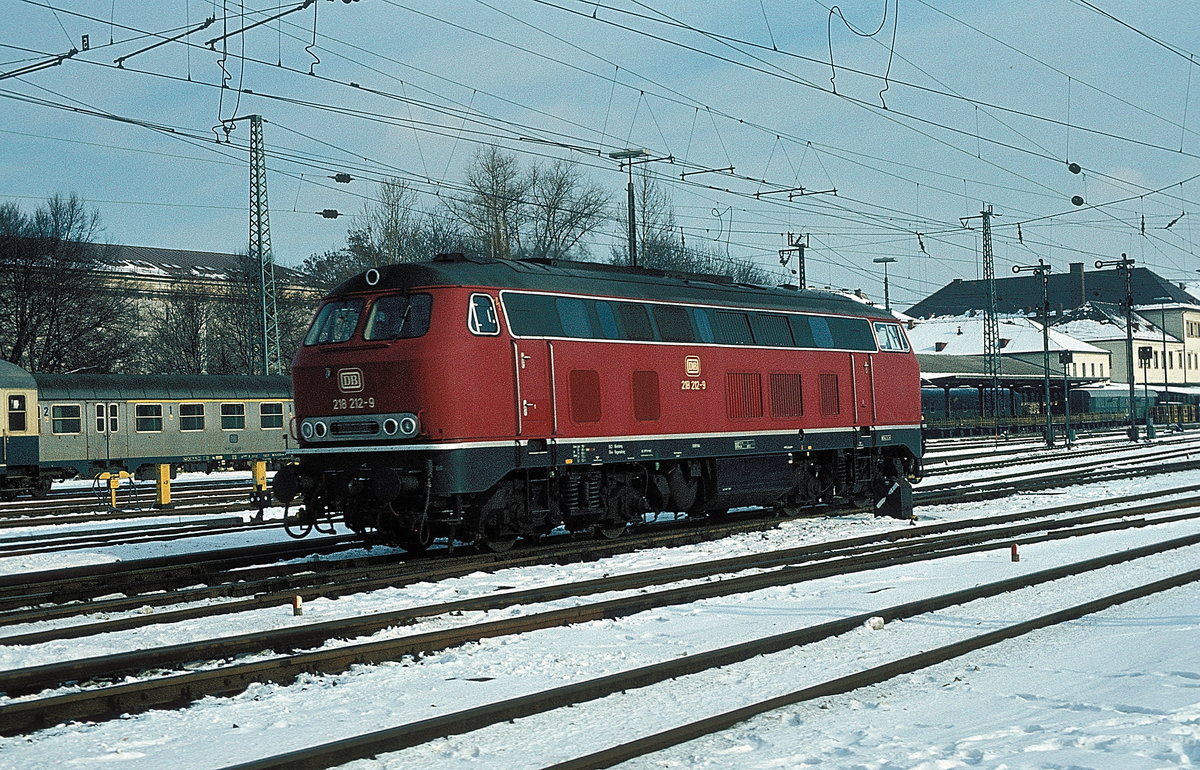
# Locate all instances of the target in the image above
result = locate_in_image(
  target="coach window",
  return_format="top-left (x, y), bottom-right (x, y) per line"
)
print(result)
top-left (260, 402), bottom-right (284, 429)
top-left (615, 302), bottom-right (655, 341)
top-left (135, 404), bottom-right (164, 432)
top-left (652, 305), bottom-right (696, 343)
top-left (789, 315), bottom-right (816, 348)
top-left (467, 293), bottom-right (500, 335)
top-left (874, 322), bottom-right (909, 352)
top-left (51, 404), bottom-right (82, 434)
top-left (180, 403), bottom-right (205, 432)
top-left (556, 297), bottom-right (592, 338)
top-left (364, 294), bottom-right (432, 340)
top-left (221, 403), bottom-right (246, 430)
top-left (95, 403), bottom-right (119, 433)
top-left (7, 395), bottom-right (26, 432)
top-left (304, 298), bottom-right (364, 345)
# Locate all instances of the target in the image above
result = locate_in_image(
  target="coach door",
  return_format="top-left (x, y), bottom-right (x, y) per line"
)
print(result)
top-left (513, 340), bottom-right (556, 437)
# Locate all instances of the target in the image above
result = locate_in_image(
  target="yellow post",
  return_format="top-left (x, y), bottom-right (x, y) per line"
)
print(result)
top-left (99, 470), bottom-right (132, 510)
top-left (155, 463), bottom-right (173, 508)
top-left (253, 460), bottom-right (268, 492)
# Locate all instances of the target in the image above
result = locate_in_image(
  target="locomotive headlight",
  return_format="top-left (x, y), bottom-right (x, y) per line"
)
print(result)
top-left (397, 413), bottom-right (419, 438)
top-left (301, 421), bottom-right (315, 440)
top-left (313, 421), bottom-right (328, 438)
top-left (382, 418), bottom-right (398, 435)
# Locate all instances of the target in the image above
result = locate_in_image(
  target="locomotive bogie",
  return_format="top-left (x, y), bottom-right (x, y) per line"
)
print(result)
top-left (284, 254), bottom-right (924, 548)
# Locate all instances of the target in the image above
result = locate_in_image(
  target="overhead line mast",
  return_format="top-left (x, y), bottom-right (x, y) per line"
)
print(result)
top-left (962, 204), bottom-right (1003, 428)
top-left (234, 114), bottom-right (282, 376)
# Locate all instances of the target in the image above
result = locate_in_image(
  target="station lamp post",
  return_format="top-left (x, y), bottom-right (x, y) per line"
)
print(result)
top-left (1059, 350), bottom-right (1074, 445)
top-left (1096, 255), bottom-right (1138, 441)
top-left (1138, 345), bottom-right (1155, 439)
top-left (873, 256), bottom-right (898, 311)
top-left (1153, 296), bottom-right (1173, 428)
top-left (1013, 259), bottom-right (1054, 447)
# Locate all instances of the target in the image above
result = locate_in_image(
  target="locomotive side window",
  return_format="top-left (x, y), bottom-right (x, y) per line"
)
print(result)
top-left (304, 299), bottom-right (364, 345)
top-left (632, 370), bottom-right (661, 421)
top-left (364, 294), bottom-right (431, 340)
top-left (807, 317), bottom-right (835, 348)
top-left (615, 302), bottom-right (655, 341)
top-left (180, 403), bottom-right (205, 432)
top-left (504, 293), bottom-right (563, 337)
top-left (770, 373), bottom-right (804, 418)
top-left (556, 297), bottom-right (592, 338)
top-left (135, 404), bottom-right (163, 432)
top-left (713, 311), bottom-right (754, 345)
top-left (750, 314), bottom-right (794, 347)
top-left (651, 306), bottom-right (696, 343)
top-left (260, 402), bottom-right (284, 429)
top-left (569, 369), bottom-right (601, 423)
top-left (95, 403), bottom-right (119, 433)
top-left (7, 395), bottom-right (26, 432)
top-left (874, 322), bottom-right (909, 352)
top-left (726, 372), bottom-right (763, 418)
top-left (827, 317), bottom-right (877, 351)
top-left (221, 403), bottom-right (246, 430)
top-left (51, 404), bottom-right (82, 434)
top-left (691, 309), bottom-right (715, 343)
top-left (789, 316), bottom-right (816, 348)
top-left (594, 301), bottom-right (620, 339)
top-left (468, 294), bottom-right (500, 335)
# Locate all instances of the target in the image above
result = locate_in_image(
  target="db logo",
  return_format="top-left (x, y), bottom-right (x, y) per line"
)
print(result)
top-left (684, 356), bottom-right (701, 377)
top-left (338, 368), bottom-right (364, 393)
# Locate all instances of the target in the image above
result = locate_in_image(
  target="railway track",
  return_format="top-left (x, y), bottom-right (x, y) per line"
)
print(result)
top-left (226, 536), bottom-right (1200, 769)
top-left (1, 494), bottom-right (1197, 736)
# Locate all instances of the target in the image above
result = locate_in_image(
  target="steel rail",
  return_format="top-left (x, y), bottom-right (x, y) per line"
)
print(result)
top-left (2, 521), bottom-right (1198, 737)
top-left (225, 557), bottom-right (1200, 770)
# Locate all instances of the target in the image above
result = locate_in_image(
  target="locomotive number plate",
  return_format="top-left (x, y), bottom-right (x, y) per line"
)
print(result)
top-left (680, 379), bottom-right (707, 390)
top-left (333, 397), bottom-right (376, 410)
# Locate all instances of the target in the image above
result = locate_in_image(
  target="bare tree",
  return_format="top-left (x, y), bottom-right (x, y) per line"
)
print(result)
top-left (303, 179), bottom-right (472, 290)
top-left (523, 159), bottom-right (609, 260)
top-left (0, 195), bottom-right (138, 373)
top-left (611, 170), bottom-right (770, 283)
top-left (447, 147), bottom-right (528, 259)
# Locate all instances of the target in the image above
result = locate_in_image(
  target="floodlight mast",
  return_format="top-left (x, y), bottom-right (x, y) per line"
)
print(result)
top-left (609, 148), bottom-right (649, 268)
top-left (1012, 259), bottom-right (1054, 447)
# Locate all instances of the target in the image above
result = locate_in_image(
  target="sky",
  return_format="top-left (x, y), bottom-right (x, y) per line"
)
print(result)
top-left (3, 1), bottom-right (1200, 309)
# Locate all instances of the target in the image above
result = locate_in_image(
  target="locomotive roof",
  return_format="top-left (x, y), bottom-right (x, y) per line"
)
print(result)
top-left (31, 373), bottom-right (291, 401)
top-left (0, 360), bottom-right (38, 390)
top-left (329, 254), bottom-right (891, 319)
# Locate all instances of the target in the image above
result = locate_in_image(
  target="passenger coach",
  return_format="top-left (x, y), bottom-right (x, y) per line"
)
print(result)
top-left (276, 253), bottom-right (923, 550)
top-left (0, 360), bottom-right (292, 498)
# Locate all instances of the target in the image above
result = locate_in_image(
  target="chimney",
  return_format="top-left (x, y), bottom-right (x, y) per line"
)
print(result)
top-left (1070, 262), bottom-right (1085, 308)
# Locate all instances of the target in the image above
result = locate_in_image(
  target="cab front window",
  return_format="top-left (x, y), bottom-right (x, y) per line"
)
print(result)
top-left (364, 294), bottom-right (432, 340)
top-left (304, 299), bottom-right (364, 345)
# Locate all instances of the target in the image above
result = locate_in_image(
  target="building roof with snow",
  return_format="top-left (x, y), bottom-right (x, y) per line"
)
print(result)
top-left (906, 261), bottom-right (1197, 318)
top-left (907, 315), bottom-right (1107, 357)
top-left (1052, 302), bottom-right (1179, 344)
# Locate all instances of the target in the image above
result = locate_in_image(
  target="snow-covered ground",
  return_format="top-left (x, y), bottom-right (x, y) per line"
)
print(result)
top-left (0, 464), bottom-right (1197, 768)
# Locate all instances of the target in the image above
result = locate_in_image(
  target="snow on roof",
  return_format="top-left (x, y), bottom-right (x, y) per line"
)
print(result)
top-left (906, 316), bottom-right (1106, 356)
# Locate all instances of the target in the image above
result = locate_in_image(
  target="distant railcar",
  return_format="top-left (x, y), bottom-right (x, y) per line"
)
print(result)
top-left (275, 253), bottom-right (924, 551)
top-left (0, 360), bottom-right (292, 498)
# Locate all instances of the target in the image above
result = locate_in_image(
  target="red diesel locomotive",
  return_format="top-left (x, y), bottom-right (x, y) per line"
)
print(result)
top-left (273, 253), bottom-right (923, 550)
